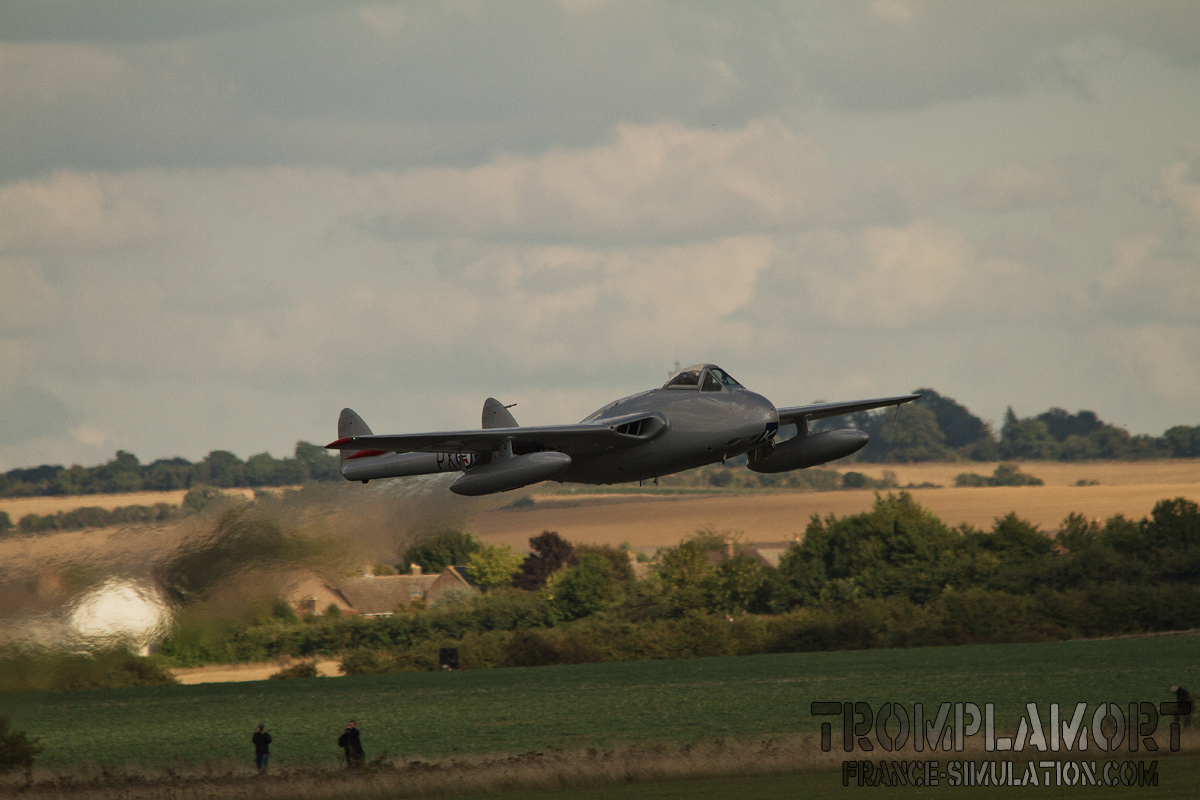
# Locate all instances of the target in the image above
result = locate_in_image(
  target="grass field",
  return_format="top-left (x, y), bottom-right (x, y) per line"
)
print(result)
top-left (470, 754), bottom-right (1200, 800)
top-left (5, 634), bottom-right (1198, 770)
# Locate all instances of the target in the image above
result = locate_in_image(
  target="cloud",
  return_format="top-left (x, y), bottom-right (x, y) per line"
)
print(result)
top-left (0, 258), bottom-right (59, 332)
top-left (0, 385), bottom-right (71, 447)
top-left (2, 3), bottom-right (1200, 467)
top-left (0, 41), bottom-right (128, 103)
top-left (0, 171), bottom-right (157, 251)
top-left (1097, 150), bottom-right (1200, 324)
top-left (963, 162), bottom-right (1069, 212)
top-left (1112, 324), bottom-right (1200, 409)
top-left (368, 119), bottom-right (834, 240)
top-left (747, 221), bottom-right (1042, 331)
top-left (1157, 147), bottom-right (1200, 244)
top-left (358, 4), bottom-right (405, 38)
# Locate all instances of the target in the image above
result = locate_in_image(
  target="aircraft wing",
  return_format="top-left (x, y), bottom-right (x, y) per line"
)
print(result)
top-left (325, 411), bottom-right (667, 456)
top-left (776, 394), bottom-right (920, 426)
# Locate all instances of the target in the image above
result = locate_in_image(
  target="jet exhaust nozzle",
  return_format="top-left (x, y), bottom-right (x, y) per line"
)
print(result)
top-left (747, 429), bottom-right (869, 473)
top-left (450, 451), bottom-right (572, 496)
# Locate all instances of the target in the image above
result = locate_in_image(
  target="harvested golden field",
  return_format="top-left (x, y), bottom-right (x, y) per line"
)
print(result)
top-left (472, 459), bottom-right (1200, 550)
top-left (0, 487), bottom-right (268, 520)
top-left (844, 459), bottom-right (1200, 487)
top-left (4, 461), bottom-right (1198, 554)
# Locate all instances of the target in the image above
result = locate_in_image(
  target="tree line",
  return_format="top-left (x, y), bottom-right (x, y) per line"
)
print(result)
top-left (0, 442), bottom-right (340, 498)
top-left (830, 388), bottom-right (1200, 463)
top-left (157, 492), bottom-right (1200, 672)
top-left (2, 387), bottom-right (1198, 498)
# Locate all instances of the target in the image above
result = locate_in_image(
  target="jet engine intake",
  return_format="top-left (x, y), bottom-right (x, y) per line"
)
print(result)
top-left (450, 451), bottom-right (572, 496)
top-left (746, 429), bottom-right (868, 473)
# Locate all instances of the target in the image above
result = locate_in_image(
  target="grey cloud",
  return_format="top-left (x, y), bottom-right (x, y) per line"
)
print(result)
top-left (0, 0), bottom-right (320, 43)
top-left (0, 385), bottom-right (71, 447)
top-left (9, 3), bottom-right (1198, 181)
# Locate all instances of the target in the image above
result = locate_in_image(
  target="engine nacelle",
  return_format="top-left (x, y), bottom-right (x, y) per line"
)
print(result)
top-left (342, 451), bottom-right (472, 483)
top-left (747, 429), bottom-right (868, 473)
top-left (450, 451), bottom-right (572, 496)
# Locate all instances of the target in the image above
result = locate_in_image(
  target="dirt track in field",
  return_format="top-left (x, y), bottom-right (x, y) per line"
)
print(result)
top-left (171, 660), bottom-right (343, 684)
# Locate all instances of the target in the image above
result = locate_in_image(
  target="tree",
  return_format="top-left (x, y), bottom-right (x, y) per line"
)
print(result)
top-left (0, 511), bottom-right (11, 533)
top-left (655, 536), bottom-right (721, 612)
top-left (295, 440), bottom-right (341, 481)
top-left (197, 450), bottom-right (246, 487)
top-left (145, 458), bottom-right (192, 490)
top-left (575, 544), bottom-right (635, 582)
top-left (1037, 408), bottom-right (1103, 441)
top-left (712, 556), bottom-right (768, 614)
top-left (982, 513), bottom-right (1053, 559)
top-left (403, 530), bottom-right (482, 574)
top-left (858, 405), bottom-right (953, 462)
top-left (778, 493), bottom-right (958, 605)
top-left (551, 554), bottom-right (617, 619)
top-left (1164, 426), bottom-right (1200, 458)
top-left (515, 531), bottom-right (577, 590)
top-left (0, 715), bottom-right (43, 782)
top-left (1143, 498), bottom-right (1200, 551)
top-left (90, 450), bottom-right (143, 493)
top-left (914, 388), bottom-right (992, 449)
top-left (465, 544), bottom-right (525, 589)
top-left (999, 408), bottom-right (1059, 460)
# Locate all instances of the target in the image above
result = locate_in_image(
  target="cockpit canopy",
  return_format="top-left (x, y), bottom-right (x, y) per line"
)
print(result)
top-left (663, 364), bottom-right (743, 392)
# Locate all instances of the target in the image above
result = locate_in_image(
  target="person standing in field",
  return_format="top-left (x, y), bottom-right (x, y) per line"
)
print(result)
top-left (1171, 686), bottom-right (1193, 727)
top-left (252, 723), bottom-right (272, 772)
top-left (338, 720), bottom-right (365, 769)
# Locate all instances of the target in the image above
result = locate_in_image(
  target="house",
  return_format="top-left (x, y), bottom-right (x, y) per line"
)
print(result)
top-left (287, 565), bottom-right (478, 616)
top-left (705, 540), bottom-right (793, 569)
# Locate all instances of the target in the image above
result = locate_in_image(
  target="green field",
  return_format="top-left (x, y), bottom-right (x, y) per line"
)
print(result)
top-left (470, 754), bottom-right (1200, 800)
top-left (5, 634), bottom-right (1198, 771)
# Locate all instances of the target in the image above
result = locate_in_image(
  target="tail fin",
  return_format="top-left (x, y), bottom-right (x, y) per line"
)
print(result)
top-left (338, 408), bottom-right (374, 465)
top-left (482, 398), bottom-right (518, 429)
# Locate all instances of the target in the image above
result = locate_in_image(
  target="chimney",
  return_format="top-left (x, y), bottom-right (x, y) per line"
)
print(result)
top-left (411, 563), bottom-right (422, 575)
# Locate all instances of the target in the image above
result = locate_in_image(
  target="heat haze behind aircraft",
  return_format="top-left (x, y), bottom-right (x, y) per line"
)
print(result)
top-left (325, 364), bottom-right (918, 496)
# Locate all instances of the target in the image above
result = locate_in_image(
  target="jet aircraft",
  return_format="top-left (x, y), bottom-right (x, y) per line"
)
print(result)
top-left (325, 364), bottom-right (918, 496)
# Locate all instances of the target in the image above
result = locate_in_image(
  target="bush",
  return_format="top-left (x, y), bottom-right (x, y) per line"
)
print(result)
top-left (339, 649), bottom-right (398, 675)
top-left (183, 486), bottom-right (225, 513)
top-left (269, 662), bottom-right (320, 679)
top-left (955, 464), bottom-right (1042, 487)
top-left (0, 716), bottom-right (42, 779)
top-left (0, 649), bottom-right (177, 692)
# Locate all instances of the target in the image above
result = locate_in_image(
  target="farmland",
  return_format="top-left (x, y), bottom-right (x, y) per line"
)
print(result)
top-left (474, 460), bottom-right (1200, 550)
top-left (5, 634), bottom-right (1198, 770)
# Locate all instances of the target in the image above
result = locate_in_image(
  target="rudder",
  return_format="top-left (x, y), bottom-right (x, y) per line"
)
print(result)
top-left (338, 408), bottom-right (374, 464)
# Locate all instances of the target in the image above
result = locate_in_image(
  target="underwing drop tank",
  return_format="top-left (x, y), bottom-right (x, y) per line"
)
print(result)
top-left (747, 429), bottom-right (869, 473)
top-left (342, 451), bottom-right (473, 483)
top-left (450, 451), bottom-right (572, 496)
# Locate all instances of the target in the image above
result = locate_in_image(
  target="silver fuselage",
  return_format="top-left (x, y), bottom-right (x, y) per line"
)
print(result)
top-left (558, 385), bottom-right (778, 484)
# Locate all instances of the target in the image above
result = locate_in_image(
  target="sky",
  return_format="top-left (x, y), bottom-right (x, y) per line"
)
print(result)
top-left (1, 0), bottom-right (1199, 471)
